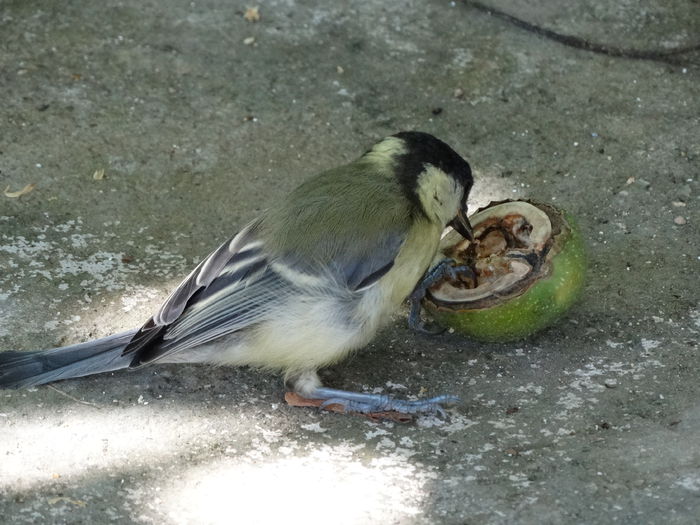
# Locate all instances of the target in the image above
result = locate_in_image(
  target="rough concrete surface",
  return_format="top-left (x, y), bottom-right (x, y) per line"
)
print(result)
top-left (1, 1), bottom-right (698, 523)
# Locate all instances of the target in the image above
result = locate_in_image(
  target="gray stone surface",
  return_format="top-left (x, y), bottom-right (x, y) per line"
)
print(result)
top-left (1, 1), bottom-right (698, 523)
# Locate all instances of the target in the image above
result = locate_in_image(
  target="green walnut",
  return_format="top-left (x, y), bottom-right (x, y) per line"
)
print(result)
top-left (424, 200), bottom-right (586, 342)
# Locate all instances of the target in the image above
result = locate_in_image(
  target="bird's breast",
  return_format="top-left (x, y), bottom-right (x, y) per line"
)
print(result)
top-left (357, 220), bottom-right (442, 327)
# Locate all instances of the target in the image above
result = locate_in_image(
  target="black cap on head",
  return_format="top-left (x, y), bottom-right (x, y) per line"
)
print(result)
top-left (392, 131), bottom-right (473, 214)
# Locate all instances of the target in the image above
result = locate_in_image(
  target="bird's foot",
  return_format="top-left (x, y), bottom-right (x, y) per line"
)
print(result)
top-left (408, 259), bottom-right (475, 334)
top-left (293, 387), bottom-right (458, 420)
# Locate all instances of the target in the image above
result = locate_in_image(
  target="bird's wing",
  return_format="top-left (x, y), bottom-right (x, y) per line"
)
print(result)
top-left (122, 218), bottom-right (290, 364)
top-left (123, 219), bottom-right (409, 366)
top-left (328, 230), bottom-right (407, 292)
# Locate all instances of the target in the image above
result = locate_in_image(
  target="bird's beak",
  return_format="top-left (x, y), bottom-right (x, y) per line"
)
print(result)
top-left (449, 207), bottom-right (474, 242)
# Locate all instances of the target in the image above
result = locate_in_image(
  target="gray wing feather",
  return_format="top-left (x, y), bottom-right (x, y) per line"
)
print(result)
top-left (338, 232), bottom-right (405, 291)
top-left (153, 218), bottom-right (264, 326)
top-left (158, 268), bottom-right (289, 353)
top-left (123, 218), bottom-right (270, 362)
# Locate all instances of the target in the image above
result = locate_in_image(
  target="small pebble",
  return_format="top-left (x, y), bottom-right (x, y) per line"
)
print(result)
top-left (243, 6), bottom-right (260, 22)
top-left (674, 216), bottom-right (687, 225)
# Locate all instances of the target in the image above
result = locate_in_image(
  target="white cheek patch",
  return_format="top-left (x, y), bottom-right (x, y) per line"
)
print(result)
top-left (416, 166), bottom-right (464, 226)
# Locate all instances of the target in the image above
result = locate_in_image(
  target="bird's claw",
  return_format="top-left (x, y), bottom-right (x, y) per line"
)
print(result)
top-left (408, 259), bottom-right (474, 334)
top-left (412, 320), bottom-right (447, 336)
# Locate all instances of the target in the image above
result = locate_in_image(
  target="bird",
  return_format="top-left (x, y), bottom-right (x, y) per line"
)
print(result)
top-left (0, 131), bottom-right (474, 415)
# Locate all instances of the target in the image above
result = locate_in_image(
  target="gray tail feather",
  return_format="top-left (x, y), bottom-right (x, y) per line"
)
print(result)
top-left (0, 329), bottom-right (139, 389)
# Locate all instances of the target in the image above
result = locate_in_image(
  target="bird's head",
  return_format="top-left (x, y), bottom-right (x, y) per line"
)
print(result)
top-left (366, 131), bottom-right (474, 240)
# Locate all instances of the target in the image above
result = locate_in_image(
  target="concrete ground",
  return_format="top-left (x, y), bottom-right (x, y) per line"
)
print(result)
top-left (1, 1), bottom-right (698, 523)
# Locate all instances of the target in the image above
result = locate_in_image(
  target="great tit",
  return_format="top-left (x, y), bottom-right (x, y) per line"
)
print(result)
top-left (0, 131), bottom-right (473, 415)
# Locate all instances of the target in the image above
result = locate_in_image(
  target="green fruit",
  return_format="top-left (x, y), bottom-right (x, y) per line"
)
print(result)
top-left (424, 200), bottom-right (586, 342)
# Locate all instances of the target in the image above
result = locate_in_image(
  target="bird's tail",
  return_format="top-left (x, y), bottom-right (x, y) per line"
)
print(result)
top-left (0, 330), bottom-right (139, 389)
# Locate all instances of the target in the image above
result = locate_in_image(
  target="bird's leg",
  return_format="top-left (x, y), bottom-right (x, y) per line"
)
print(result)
top-left (285, 371), bottom-right (458, 418)
top-left (408, 259), bottom-right (475, 334)
top-left (307, 387), bottom-right (459, 417)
